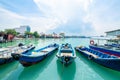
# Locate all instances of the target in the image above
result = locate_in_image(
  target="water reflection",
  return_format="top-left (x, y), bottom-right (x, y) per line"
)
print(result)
top-left (19, 51), bottom-right (57, 80)
top-left (77, 52), bottom-right (120, 80)
top-left (56, 60), bottom-right (76, 80)
top-left (0, 61), bottom-right (19, 79)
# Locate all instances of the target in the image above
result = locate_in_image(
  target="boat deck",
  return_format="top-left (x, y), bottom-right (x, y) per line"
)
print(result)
top-left (82, 50), bottom-right (98, 58)
top-left (0, 53), bottom-right (11, 58)
top-left (32, 47), bottom-right (55, 56)
top-left (61, 53), bottom-right (72, 56)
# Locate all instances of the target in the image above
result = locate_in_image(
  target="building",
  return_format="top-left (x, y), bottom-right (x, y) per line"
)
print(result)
top-left (14, 25), bottom-right (31, 35)
top-left (59, 33), bottom-right (65, 38)
top-left (106, 29), bottom-right (120, 44)
top-left (106, 29), bottom-right (120, 37)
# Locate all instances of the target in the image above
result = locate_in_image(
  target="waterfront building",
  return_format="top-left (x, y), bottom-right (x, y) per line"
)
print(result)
top-left (59, 33), bottom-right (65, 38)
top-left (106, 29), bottom-right (120, 44)
top-left (106, 29), bottom-right (120, 37)
top-left (14, 25), bottom-right (31, 35)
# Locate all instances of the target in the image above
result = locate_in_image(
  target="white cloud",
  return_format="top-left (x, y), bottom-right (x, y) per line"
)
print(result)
top-left (0, 7), bottom-right (60, 33)
top-left (83, 0), bottom-right (120, 36)
top-left (0, 7), bottom-right (25, 30)
top-left (0, 0), bottom-right (93, 34)
top-left (2, 0), bottom-right (119, 36)
top-left (34, 0), bottom-right (92, 24)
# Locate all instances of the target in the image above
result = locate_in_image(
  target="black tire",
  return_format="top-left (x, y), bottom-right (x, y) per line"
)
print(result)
top-left (18, 43), bottom-right (24, 47)
top-left (88, 55), bottom-right (93, 60)
top-left (12, 54), bottom-right (20, 60)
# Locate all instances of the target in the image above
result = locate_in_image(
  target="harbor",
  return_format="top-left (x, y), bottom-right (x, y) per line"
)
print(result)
top-left (0, 38), bottom-right (120, 80)
top-left (0, 0), bottom-right (120, 80)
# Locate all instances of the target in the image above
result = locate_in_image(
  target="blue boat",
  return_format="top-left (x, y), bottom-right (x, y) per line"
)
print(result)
top-left (104, 43), bottom-right (120, 48)
top-left (89, 44), bottom-right (120, 57)
top-left (18, 43), bottom-right (59, 67)
top-left (75, 46), bottom-right (120, 71)
top-left (56, 43), bottom-right (76, 65)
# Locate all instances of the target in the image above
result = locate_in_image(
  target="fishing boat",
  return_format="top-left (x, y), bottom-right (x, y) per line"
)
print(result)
top-left (56, 43), bottom-right (76, 65)
top-left (75, 46), bottom-right (120, 71)
top-left (0, 48), bottom-right (14, 65)
top-left (89, 44), bottom-right (120, 57)
top-left (18, 43), bottom-right (59, 67)
top-left (104, 43), bottom-right (120, 48)
top-left (0, 44), bottom-right (35, 65)
top-left (11, 44), bottom-right (35, 60)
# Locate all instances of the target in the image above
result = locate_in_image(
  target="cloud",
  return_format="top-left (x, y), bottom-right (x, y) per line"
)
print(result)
top-left (0, 0), bottom-right (120, 36)
top-left (84, 0), bottom-right (120, 35)
top-left (0, 7), bottom-right (60, 33)
top-left (34, 0), bottom-right (92, 23)
top-left (0, 7), bottom-right (25, 30)
top-left (33, 0), bottom-right (94, 35)
top-left (0, 0), bottom-right (94, 35)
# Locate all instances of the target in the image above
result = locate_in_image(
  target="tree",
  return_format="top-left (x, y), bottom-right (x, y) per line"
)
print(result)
top-left (5, 29), bottom-right (17, 36)
top-left (33, 31), bottom-right (40, 38)
top-left (25, 31), bottom-right (33, 38)
top-left (25, 31), bottom-right (33, 35)
top-left (0, 31), bottom-right (5, 36)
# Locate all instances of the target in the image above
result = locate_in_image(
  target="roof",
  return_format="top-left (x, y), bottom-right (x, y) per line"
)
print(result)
top-left (105, 29), bottom-right (120, 33)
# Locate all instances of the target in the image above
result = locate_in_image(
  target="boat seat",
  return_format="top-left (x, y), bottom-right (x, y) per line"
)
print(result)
top-left (97, 52), bottom-right (102, 56)
top-left (100, 54), bottom-right (107, 58)
top-left (61, 53), bottom-right (72, 56)
top-left (41, 50), bottom-right (48, 52)
top-left (106, 54), bottom-right (111, 58)
top-left (94, 52), bottom-right (98, 55)
top-left (110, 55), bottom-right (117, 58)
top-left (60, 49), bottom-right (72, 53)
top-left (82, 50), bottom-right (98, 58)
top-left (88, 49), bottom-right (90, 52)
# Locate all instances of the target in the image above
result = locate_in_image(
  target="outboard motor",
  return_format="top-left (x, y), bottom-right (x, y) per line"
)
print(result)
top-left (65, 57), bottom-right (70, 64)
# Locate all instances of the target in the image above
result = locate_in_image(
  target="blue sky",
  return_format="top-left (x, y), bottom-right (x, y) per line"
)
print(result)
top-left (0, 0), bottom-right (120, 36)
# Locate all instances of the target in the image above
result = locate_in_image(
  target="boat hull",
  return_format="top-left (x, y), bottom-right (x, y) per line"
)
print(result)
top-left (19, 46), bottom-right (58, 67)
top-left (0, 57), bottom-right (14, 65)
top-left (56, 43), bottom-right (76, 65)
top-left (76, 47), bottom-right (120, 71)
top-left (57, 56), bottom-right (75, 65)
top-left (11, 46), bottom-right (35, 60)
top-left (89, 45), bottom-right (120, 57)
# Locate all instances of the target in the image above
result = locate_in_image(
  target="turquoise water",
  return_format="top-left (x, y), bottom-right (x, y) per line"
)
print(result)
top-left (0, 38), bottom-right (120, 80)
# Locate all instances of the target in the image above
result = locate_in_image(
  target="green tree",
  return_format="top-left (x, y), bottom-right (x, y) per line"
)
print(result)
top-left (0, 31), bottom-right (5, 36)
top-left (33, 31), bottom-right (40, 38)
top-left (25, 31), bottom-right (33, 38)
top-left (5, 29), bottom-right (17, 36)
top-left (25, 31), bottom-right (33, 35)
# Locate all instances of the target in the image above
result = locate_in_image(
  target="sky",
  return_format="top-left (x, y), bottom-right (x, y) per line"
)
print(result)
top-left (0, 0), bottom-right (120, 36)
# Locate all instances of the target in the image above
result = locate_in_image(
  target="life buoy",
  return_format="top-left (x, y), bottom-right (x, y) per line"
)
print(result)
top-left (90, 40), bottom-right (94, 45)
top-left (88, 55), bottom-right (93, 60)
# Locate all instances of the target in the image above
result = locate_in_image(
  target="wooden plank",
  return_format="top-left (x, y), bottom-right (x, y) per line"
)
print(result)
top-left (61, 53), bottom-right (72, 56)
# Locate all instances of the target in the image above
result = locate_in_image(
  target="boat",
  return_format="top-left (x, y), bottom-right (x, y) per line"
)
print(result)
top-left (0, 43), bottom-right (35, 65)
top-left (0, 48), bottom-right (14, 65)
top-left (18, 43), bottom-right (59, 67)
top-left (89, 44), bottom-right (120, 57)
top-left (75, 46), bottom-right (120, 71)
top-left (56, 43), bottom-right (76, 65)
top-left (104, 43), bottom-right (120, 48)
top-left (11, 44), bottom-right (35, 60)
